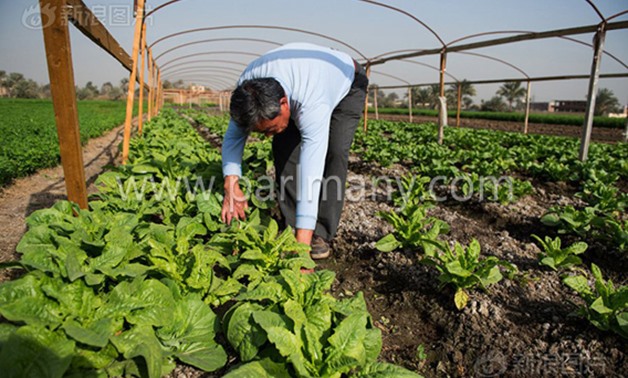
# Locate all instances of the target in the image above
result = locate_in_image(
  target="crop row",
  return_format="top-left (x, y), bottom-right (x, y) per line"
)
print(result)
top-left (0, 99), bottom-right (136, 186)
top-left (0, 109), bottom-right (420, 377)
top-left (370, 107), bottom-right (626, 129)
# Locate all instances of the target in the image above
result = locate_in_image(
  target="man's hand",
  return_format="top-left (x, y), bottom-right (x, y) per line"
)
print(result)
top-left (221, 175), bottom-right (248, 224)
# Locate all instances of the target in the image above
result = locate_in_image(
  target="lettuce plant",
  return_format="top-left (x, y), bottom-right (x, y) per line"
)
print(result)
top-left (423, 239), bottom-right (516, 310)
top-left (562, 264), bottom-right (628, 339)
top-left (532, 235), bottom-right (587, 271)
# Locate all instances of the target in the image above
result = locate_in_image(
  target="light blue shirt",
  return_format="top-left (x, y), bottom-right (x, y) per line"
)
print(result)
top-left (222, 42), bottom-right (356, 230)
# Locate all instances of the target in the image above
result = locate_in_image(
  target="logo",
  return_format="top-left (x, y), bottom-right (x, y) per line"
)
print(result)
top-left (474, 351), bottom-right (508, 377)
top-left (22, 3), bottom-right (55, 30)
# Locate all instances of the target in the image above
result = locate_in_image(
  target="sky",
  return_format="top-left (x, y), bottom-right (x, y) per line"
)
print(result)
top-left (0, 0), bottom-right (627, 104)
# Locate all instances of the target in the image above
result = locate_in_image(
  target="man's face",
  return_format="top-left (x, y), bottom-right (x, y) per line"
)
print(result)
top-left (254, 96), bottom-right (290, 137)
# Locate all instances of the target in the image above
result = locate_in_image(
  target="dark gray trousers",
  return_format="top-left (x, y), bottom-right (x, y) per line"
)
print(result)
top-left (272, 64), bottom-right (368, 240)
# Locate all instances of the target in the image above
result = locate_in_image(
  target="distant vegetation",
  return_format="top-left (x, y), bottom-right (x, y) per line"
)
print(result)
top-left (369, 79), bottom-right (623, 117)
top-left (0, 99), bottom-right (134, 186)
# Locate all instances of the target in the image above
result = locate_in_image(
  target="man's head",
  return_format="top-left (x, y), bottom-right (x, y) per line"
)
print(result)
top-left (230, 78), bottom-right (290, 137)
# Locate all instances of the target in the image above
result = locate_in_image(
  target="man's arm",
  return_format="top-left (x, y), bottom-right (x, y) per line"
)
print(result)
top-left (221, 119), bottom-right (249, 224)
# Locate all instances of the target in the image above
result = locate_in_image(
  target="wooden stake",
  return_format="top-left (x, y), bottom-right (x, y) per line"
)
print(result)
top-left (437, 51), bottom-right (448, 144)
top-left (138, 24), bottom-right (146, 135)
top-left (524, 80), bottom-right (532, 134)
top-left (579, 23), bottom-right (606, 161)
top-left (363, 63), bottom-right (371, 132)
top-left (39, 0), bottom-right (88, 209)
top-left (408, 87), bottom-right (413, 123)
top-left (121, 0), bottom-right (145, 165)
top-left (374, 86), bottom-right (379, 120)
top-left (147, 48), bottom-right (154, 120)
top-left (456, 82), bottom-right (462, 127)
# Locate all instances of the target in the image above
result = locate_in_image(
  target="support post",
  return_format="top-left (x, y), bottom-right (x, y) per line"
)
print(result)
top-left (523, 80), bottom-right (532, 134)
top-left (147, 48), bottom-right (153, 120)
top-left (408, 87), bottom-right (413, 123)
top-left (579, 23), bottom-right (606, 161)
top-left (456, 82), bottom-right (462, 127)
top-left (157, 70), bottom-right (162, 113)
top-left (363, 63), bottom-right (371, 132)
top-left (438, 50), bottom-right (448, 144)
top-left (138, 24), bottom-right (146, 135)
top-left (374, 86), bottom-right (379, 120)
top-left (121, 0), bottom-right (145, 165)
top-left (39, 0), bottom-right (88, 209)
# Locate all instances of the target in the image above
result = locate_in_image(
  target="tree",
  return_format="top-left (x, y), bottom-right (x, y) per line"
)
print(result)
top-left (12, 79), bottom-right (39, 98)
top-left (447, 80), bottom-right (476, 110)
top-left (496, 81), bottom-right (526, 111)
top-left (100, 82), bottom-right (114, 96)
top-left (382, 92), bottom-right (399, 108)
top-left (594, 88), bottom-right (621, 116)
top-left (481, 96), bottom-right (507, 112)
top-left (409, 85), bottom-right (440, 109)
top-left (120, 78), bottom-right (129, 93)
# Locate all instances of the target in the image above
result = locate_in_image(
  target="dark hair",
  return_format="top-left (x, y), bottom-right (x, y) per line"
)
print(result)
top-left (230, 78), bottom-right (285, 131)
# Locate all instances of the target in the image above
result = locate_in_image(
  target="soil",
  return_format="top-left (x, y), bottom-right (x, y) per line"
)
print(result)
top-left (1, 115), bottom-right (626, 377)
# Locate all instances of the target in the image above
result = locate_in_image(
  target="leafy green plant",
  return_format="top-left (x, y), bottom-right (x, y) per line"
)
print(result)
top-left (375, 204), bottom-right (449, 256)
top-left (423, 239), bottom-right (516, 310)
top-left (223, 269), bottom-right (422, 377)
top-left (562, 264), bottom-right (628, 339)
top-left (532, 235), bottom-right (587, 271)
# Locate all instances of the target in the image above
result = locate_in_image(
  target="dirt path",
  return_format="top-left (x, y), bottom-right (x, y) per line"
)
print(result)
top-left (0, 122), bottom-right (131, 281)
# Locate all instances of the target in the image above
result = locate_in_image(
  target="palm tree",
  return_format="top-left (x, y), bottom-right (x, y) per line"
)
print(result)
top-left (481, 96), bottom-right (507, 112)
top-left (447, 79), bottom-right (476, 110)
top-left (594, 88), bottom-right (621, 116)
top-left (496, 81), bottom-right (526, 111)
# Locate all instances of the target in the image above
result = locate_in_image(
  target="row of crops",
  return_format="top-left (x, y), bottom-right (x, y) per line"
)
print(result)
top-left (184, 109), bottom-right (627, 338)
top-left (0, 109), bottom-right (421, 377)
top-left (0, 99), bottom-right (135, 186)
top-left (370, 107), bottom-right (626, 129)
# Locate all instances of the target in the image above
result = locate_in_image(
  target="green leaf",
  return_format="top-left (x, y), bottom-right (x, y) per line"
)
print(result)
top-left (266, 326), bottom-right (311, 376)
top-left (222, 358), bottom-right (292, 378)
top-left (564, 242), bottom-right (588, 255)
top-left (63, 318), bottom-right (118, 348)
top-left (110, 325), bottom-right (169, 378)
top-left (158, 295), bottom-right (227, 372)
top-left (322, 312), bottom-right (368, 375)
top-left (445, 261), bottom-right (472, 278)
top-left (0, 325), bottom-right (75, 378)
top-left (590, 297), bottom-right (613, 315)
top-left (226, 303), bottom-right (266, 362)
top-left (375, 234), bottom-right (401, 252)
top-left (355, 362), bottom-right (424, 377)
top-left (563, 275), bottom-right (592, 296)
top-left (454, 288), bottom-right (469, 310)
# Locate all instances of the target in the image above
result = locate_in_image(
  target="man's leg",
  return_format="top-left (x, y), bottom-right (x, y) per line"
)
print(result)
top-left (272, 118), bottom-right (300, 230)
top-left (315, 66), bottom-right (369, 240)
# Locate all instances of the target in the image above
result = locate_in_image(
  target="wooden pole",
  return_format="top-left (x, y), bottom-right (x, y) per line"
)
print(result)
top-left (121, 0), bottom-right (145, 165)
top-left (138, 24), bottom-right (146, 135)
top-left (39, 0), bottom-right (88, 209)
top-left (579, 23), bottom-right (606, 161)
top-left (456, 82), bottom-right (462, 127)
top-left (408, 87), bottom-right (413, 123)
top-left (437, 51), bottom-right (448, 144)
top-left (523, 80), bottom-right (532, 134)
top-left (157, 70), bottom-right (162, 113)
top-left (363, 63), bottom-right (371, 132)
top-left (374, 86), bottom-right (379, 120)
top-left (147, 49), bottom-right (153, 120)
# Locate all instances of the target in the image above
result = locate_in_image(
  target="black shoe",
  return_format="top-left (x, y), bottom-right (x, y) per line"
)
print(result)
top-left (310, 235), bottom-right (331, 260)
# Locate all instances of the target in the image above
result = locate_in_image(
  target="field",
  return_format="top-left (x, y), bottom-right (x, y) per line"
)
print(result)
top-left (0, 99), bottom-right (135, 186)
top-left (0, 108), bottom-right (626, 377)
